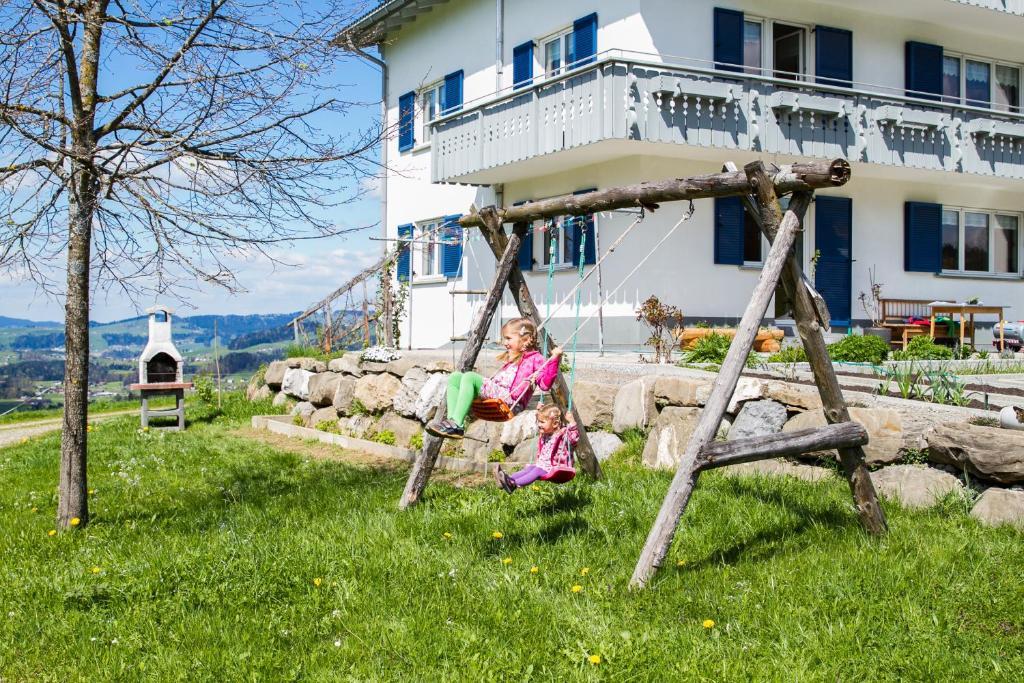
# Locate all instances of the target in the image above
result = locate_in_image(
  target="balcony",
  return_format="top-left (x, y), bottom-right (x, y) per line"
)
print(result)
top-left (948, 0), bottom-right (1024, 16)
top-left (430, 52), bottom-right (1024, 185)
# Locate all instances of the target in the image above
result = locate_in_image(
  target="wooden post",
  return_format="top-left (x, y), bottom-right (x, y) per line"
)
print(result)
top-left (324, 303), bottom-right (333, 353)
top-left (478, 223), bottom-right (603, 479)
top-left (743, 161), bottom-right (888, 537)
top-left (629, 192), bottom-right (812, 589)
top-left (399, 208), bottom-right (524, 509)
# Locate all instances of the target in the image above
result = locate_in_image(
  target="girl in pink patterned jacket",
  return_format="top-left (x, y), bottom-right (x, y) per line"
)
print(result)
top-left (426, 318), bottom-right (562, 439)
top-left (495, 403), bottom-right (578, 493)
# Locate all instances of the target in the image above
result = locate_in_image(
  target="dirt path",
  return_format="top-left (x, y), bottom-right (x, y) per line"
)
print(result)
top-left (0, 410), bottom-right (136, 449)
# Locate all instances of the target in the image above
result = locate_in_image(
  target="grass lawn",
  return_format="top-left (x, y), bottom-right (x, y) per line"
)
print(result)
top-left (1, 397), bottom-right (1022, 680)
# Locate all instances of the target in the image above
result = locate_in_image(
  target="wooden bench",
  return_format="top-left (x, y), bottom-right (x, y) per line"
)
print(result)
top-left (879, 299), bottom-right (972, 349)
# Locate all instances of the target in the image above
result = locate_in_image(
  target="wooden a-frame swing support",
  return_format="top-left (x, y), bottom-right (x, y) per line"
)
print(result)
top-left (399, 158), bottom-right (888, 588)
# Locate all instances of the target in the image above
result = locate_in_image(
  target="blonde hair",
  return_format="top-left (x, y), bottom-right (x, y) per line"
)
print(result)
top-left (536, 402), bottom-right (565, 426)
top-left (497, 317), bottom-right (539, 363)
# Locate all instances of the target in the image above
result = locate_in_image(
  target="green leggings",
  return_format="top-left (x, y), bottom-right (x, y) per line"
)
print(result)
top-left (446, 371), bottom-right (484, 427)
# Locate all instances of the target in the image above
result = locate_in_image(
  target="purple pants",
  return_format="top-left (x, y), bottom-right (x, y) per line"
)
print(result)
top-left (510, 465), bottom-right (547, 487)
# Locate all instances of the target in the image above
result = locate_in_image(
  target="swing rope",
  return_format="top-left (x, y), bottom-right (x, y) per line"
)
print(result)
top-left (567, 219), bottom-right (586, 413)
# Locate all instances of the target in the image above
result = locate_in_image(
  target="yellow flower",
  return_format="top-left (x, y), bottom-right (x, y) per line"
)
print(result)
top-left (588, 654), bottom-right (601, 665)
top-left (443, 532), bottom-right (452, 540)
top-left (571, 585), bottom-right (583, 593)
top-left (676, 559), bottom-right (686, 567)
top-left (530, 566), bottom-right (539, 574)
top-left (88, 489), bottom-right (95, 495)
top-left (313, 577), bottom-right (322, 587)
top-left (579, 567), bottom-right (590, 576)
top-left (702, 619), bottom-right (715, 629)
top-left (90, 566), bottom-right (101, 574)
top-left (47, 529), bottom-right (56, 537)
top-left (491, 531), bottom-right (503, 540)
top-left (31, 507), bottom-right (38, 513)
top-left (501, 557), bottom-right (512, 565)
top-left (143, 426), bottom-right (150, 432)
top-left (69, 517), bottom-right (80, 527)
top-left (20, 437), bottom-right (28, 444)
top-left (530, 485), bottom-right (540, 491)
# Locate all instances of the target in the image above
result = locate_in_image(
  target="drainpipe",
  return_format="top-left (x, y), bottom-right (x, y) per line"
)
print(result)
top-left (496, 0), bottom-right (504, 91)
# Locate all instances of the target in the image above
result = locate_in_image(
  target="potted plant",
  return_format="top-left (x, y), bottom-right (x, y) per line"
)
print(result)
top-left (636, 295), bottom-right (684, 363)
top-left (858, 266), bottom-right (891, 344)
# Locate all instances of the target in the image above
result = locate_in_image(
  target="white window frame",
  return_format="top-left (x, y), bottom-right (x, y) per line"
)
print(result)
top-left (533, 216), bottom-right (577, 270)
top-left (941, 51), bottom-right (1022, 113)
top-left (414, 218), bottom-right (444, 281)
top-left (538, 27), bottom-right (574, 81)
top-left (741, 16), bottom-right (813, 82)
top-left (940, 205), bottom-right (1022, 277)
top-left (417, 81), bottom-right (443, 148)
top-left (744, 197), bottom-right (802, 269)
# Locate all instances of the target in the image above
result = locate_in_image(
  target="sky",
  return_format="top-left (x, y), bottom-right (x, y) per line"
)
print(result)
top-left (1, 3), bottom-right (384, 324)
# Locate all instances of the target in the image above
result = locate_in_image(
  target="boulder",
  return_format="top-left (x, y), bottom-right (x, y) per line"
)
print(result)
top-left (415, 373), bottom-right (449, 423)
top-left (510, 437), bottom-right (539, 463)
top-left (500, 410), bottom-right (538, 447)
top-left (721, 458), bottom-right (835, 482)
top-left (249, 384), bottom-right (272, 402)
top-left (783, 407), bottom-right (903, 465)
top-left (308, 406), bottom-right (339, 429)
top-left (281, 368), bottom-right (314, 401)
top-left (426, 360), bottom-right (454, 373)
top-left (970, 487), bottom-right (1024, 529)
top-left (572, 381), bottom-right (616, 429)
top-left (697, 377), bottom-right (763, 413)
top-left (307, 372), bottom-right (342, 407)
top-left (375, 412), bottom-right (422, 448)
top-left (286, 357), bottom-right (327, 373)
top-left (869, 465), bottom-right (963, 509)
top-left (327, 355), bottom-right (363, 377)
top-left (587, 431), bottom-right (624, 462)
top-left (264, 360), bottom-right (289, 389)
top-left (360, 361), bottom-right (390, 374)
top-left (384, 356), bottom-right (418, 377)
top-left (272, 391), bottom-right (293, 409)
top-left (926, 423), bottom-right (1024, 484)
top-left (728, 400), bottom-right (788, 441)
top-left (764, 381), bottom-right (822, 411)
top-left (653, 376), bottom-right (708, 408)
top-left (332, 377), bottom-right (358, 414)
top-left (461, 420), bottom-right (504, 462)
top-left (612, 377), bottom-right (658, 433)
top-left (352, 373), bottom-right (403, 413)
top-left (392, 367), bottom-right (429, 418)
top-left (338, 414), bottom-right (374, 439)
top-left (290, 401), bottom-right (315, 421)
top-left (641, 407), bottom-right (702, 469)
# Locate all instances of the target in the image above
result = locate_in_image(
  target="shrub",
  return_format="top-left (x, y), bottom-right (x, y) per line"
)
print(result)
top-left (636, 295), bottom-right (684, 363)
top-left (371, 430), bottom-right (397, 446)
top-left (892, 335), bottom-right (953, 361)
top-left (292, 414), bottom-right (305, 426)
top-left (194, 374), bottom-right (215, 403)
top-left (284, 343), bottom-right (344, 362)
top-left (488, 449), bottom-right (505, 463)
top-left (827, 334), bottom-right (889, 365)
top-left (409, 432), bottom-right (424, 450)
top-left (349, 398), bottom-right (369, 416)
top-left (968, 416), bottom-right (999, 427)
top-left (900, 448), bottom-right (929, 465)
top-left (766, 345), bottom-right (807, 364)
top-left (315, 420), bottom-right (339, 434)
top-left (682, 332), bottom-right (758, 368)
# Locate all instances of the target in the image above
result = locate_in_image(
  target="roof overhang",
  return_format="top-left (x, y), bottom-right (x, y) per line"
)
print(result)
top-left (336, 0), bottom-right (453, 49)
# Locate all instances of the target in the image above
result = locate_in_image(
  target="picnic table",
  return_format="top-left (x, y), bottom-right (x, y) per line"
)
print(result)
top-left (928, 302), bottom-right (1007, 350)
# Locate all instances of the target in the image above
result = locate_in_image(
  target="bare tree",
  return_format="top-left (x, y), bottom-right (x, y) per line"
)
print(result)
top-left (0, 0), bottom-right (380, 529)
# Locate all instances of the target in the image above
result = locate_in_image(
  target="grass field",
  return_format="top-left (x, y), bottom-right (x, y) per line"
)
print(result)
top-left (2, 396), bottom-right (1022, 680)
top-left (0, 397), bottom-right (177, 425)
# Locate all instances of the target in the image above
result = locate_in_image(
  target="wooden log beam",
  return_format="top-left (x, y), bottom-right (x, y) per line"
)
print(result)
top-left (479, 224), bottom-right (602, 479)
top-left (696, 422), bottom-right (868, 471)
top-left (398, 208), bottom-right (522, 509)
top-left (460, 160), bottom-right (850, 228)
top-left (744, 161), bottom-right (888, 537)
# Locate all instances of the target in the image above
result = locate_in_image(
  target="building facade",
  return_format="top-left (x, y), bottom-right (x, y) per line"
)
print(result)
top-left (347, 0), bottom-right (1024, 349)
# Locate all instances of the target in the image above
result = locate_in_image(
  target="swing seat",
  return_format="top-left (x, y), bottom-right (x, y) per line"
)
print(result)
top-left (540, 466), bottom-right (576, 484)
top-left (469, 397), bottom-right (516, 422)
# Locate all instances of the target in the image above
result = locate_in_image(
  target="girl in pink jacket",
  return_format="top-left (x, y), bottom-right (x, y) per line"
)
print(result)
top-left (496, 403), bottom-right (578, 492)
top-left (427, 318), bottom-right (561, 439)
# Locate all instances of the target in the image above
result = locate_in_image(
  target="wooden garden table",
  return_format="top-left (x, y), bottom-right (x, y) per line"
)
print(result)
top-left (928, 302), bottom-right (1007, 350)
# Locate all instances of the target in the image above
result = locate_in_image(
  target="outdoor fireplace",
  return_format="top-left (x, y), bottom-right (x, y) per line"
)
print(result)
top-left (130, 305), bottom-right (192, 430)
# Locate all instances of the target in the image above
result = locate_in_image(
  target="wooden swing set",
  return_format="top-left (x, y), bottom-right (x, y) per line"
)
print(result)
top-left (399, 158), bottom-right (888, 589)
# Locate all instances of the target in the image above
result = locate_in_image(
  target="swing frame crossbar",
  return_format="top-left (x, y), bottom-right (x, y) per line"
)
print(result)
top-left (398, 158), bottom-right (887, 591)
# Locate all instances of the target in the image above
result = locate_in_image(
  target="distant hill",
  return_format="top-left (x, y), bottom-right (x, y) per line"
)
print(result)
top-left (0, 315), bottom-right (61, 329)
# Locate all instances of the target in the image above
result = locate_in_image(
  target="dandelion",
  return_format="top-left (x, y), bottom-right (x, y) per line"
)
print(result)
top-left (20, 437), bottom-right (28, 444)
top-left (491, 531), bottom-right (503, 540)
top-left (86, 425), bottom-right (93, 433)
top-left (313, 577), bottom-right (322, 587)
top-left (530, 566), bottom-right (539, 574)
top-left (676, 559), bottom-right (686, 567)
top-left (502, 557), bottom-right (512, 565)
top-left (90, 566), bottom-right (101, 574)
top-left (530, 485), bottom-right (540, 491)
top-left (571, 585), bottom-right (583, 593)
top-left (588, 654), bottom-right (602, 665)
top-left (88, 489), bottom-right (95, 495)
top-left (579, 567), bottom-right (590, 576)
top-left (47, 529), bottom-right (56, 537)
top-left (31, 507), bottom-right (38, 513)
top-left (702, 619), bottom-right (715, 629)
top-left (443, 532), bottom-right (452, 540)
top-left (69, 517), bottom-right (81, 527)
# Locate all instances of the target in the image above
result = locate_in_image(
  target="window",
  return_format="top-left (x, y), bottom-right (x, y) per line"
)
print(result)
top-left (966, 60), bottom-right (991, 107)
top-left (542, 30), bottom-right (573, 78)
top-left (535, 216), bottom-right (574, 268)
top-left (736, 17), bottom-right (807, 79)
top-left (772, 22), bottom-right (805, 80)
top-left (943, 56), bottom-right (961, 103)
top-left (995, 65), bottom-right (1020, 112)
top-left (940, 206), bottom-right (1022, 275)
top-left (419, 82), bottom-right (442, 145)
top-left (742, 20), bottom-right (762, 75)
top-left (416, 219), bottom-right (442, 278)
top-left (941, 52), bottom-right (1021, 112)
top-left (743, 211), bottom-right (762, 263)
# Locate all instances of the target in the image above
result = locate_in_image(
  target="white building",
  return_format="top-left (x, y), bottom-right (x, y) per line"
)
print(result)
top-left (345, 0), bottom-right (1024, 350)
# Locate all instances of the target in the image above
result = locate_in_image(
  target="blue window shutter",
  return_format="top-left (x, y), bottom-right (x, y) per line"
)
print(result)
top-left (815, 26), bottom-right (852, 88)
top-left (570, 13), bottom-right (598, 68)
top-left (904, 202), bottom-right (942, 272)
top-left (396, 224), bottom-right (414, 283)
top-left (713, 8), bottom-right (744, 73)
top-left (513, 41), bottom-right (534, 89)
top-left (905, 41), bottom-right (942, 100)
top-left (398, 91), bottom-right (415, 152)
top-left (714, 196), bottom-right (744, 265)
top-left (572, 188), bottom-right (597, 266)
top-left (442, 70), bottom-right (463, 114)
top-left (441, 214), bottom-right (463, 278)
top-left (814, 197), bottom-right (853, 325)
top-left (513, 201), bottom-right (533, 271)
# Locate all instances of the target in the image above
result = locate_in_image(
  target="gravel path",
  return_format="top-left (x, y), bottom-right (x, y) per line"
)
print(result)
top-left (0, 410), bottom-right (136, 449)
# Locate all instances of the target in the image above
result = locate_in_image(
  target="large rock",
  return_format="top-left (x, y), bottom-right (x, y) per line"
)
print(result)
top-left (360, 361), bottom-right (390, 374)
top-left (721, 458), bottom-right (835, 482)
top-left (612, 377), bottom-right (658, 433)
top-left (587, 431), bottom-right (624, 462)
top-left (272, 391), bottom-right (293, 409)
top-left (375, 412), bottom-right (422, 448)
top-left (926, 423), bottom-right (1024, 484)
top-left (783, 407), bottom-right (903, 465)
top-left (572, 381), bottom-right (616, 428)
top-left (290, 401), bottom-right (315, 421)
top-left (869, 465), bottom-right (963, 509)
top-left (970, 488), bottom-right (1024, 529)
top-left (332, 377), bottom-right (358, 414)
top-left (415, 373), bottom-right (449, 423)
top-left (307, 372), bottom-right (342, 407)
top-left (384, 356), bottom-right (418, 377)
top-left (281, 368), bottom-right (314, 401)
top-left (286, 357), bottom-right (327, 373)
top-left (697, 377), bottom-right (763, 413)
top-left (764, 381), bottom-right (822, 411)
top-left (728, 400), bottom-right (788, 441)
top-left (425, 360), bottom-right (454, 373)
top-left (653, 376), bottom-right (708, 408)
top-left (338, 414), bottom-right (374, 439)
top-left (391, 367), bottom-right (429, 418)
top-left (501, 410), bottom-right (538, 447)
top-left (462, 420), bottom-right (504, 462)
top-left (641, 407), bottom-right (701, 469)
top-left (264, 360), bottom-right (289, 389)
top-left (511, 436), bottom-right (539, 463)
top-left (327, 355), bottom-right (363, 377)
top-left (308, 406), bottom-right (339, 429)
top-left (249, 384), bottom-right (272, 402)
top-left (352, 373), bottom-right (402, 413)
